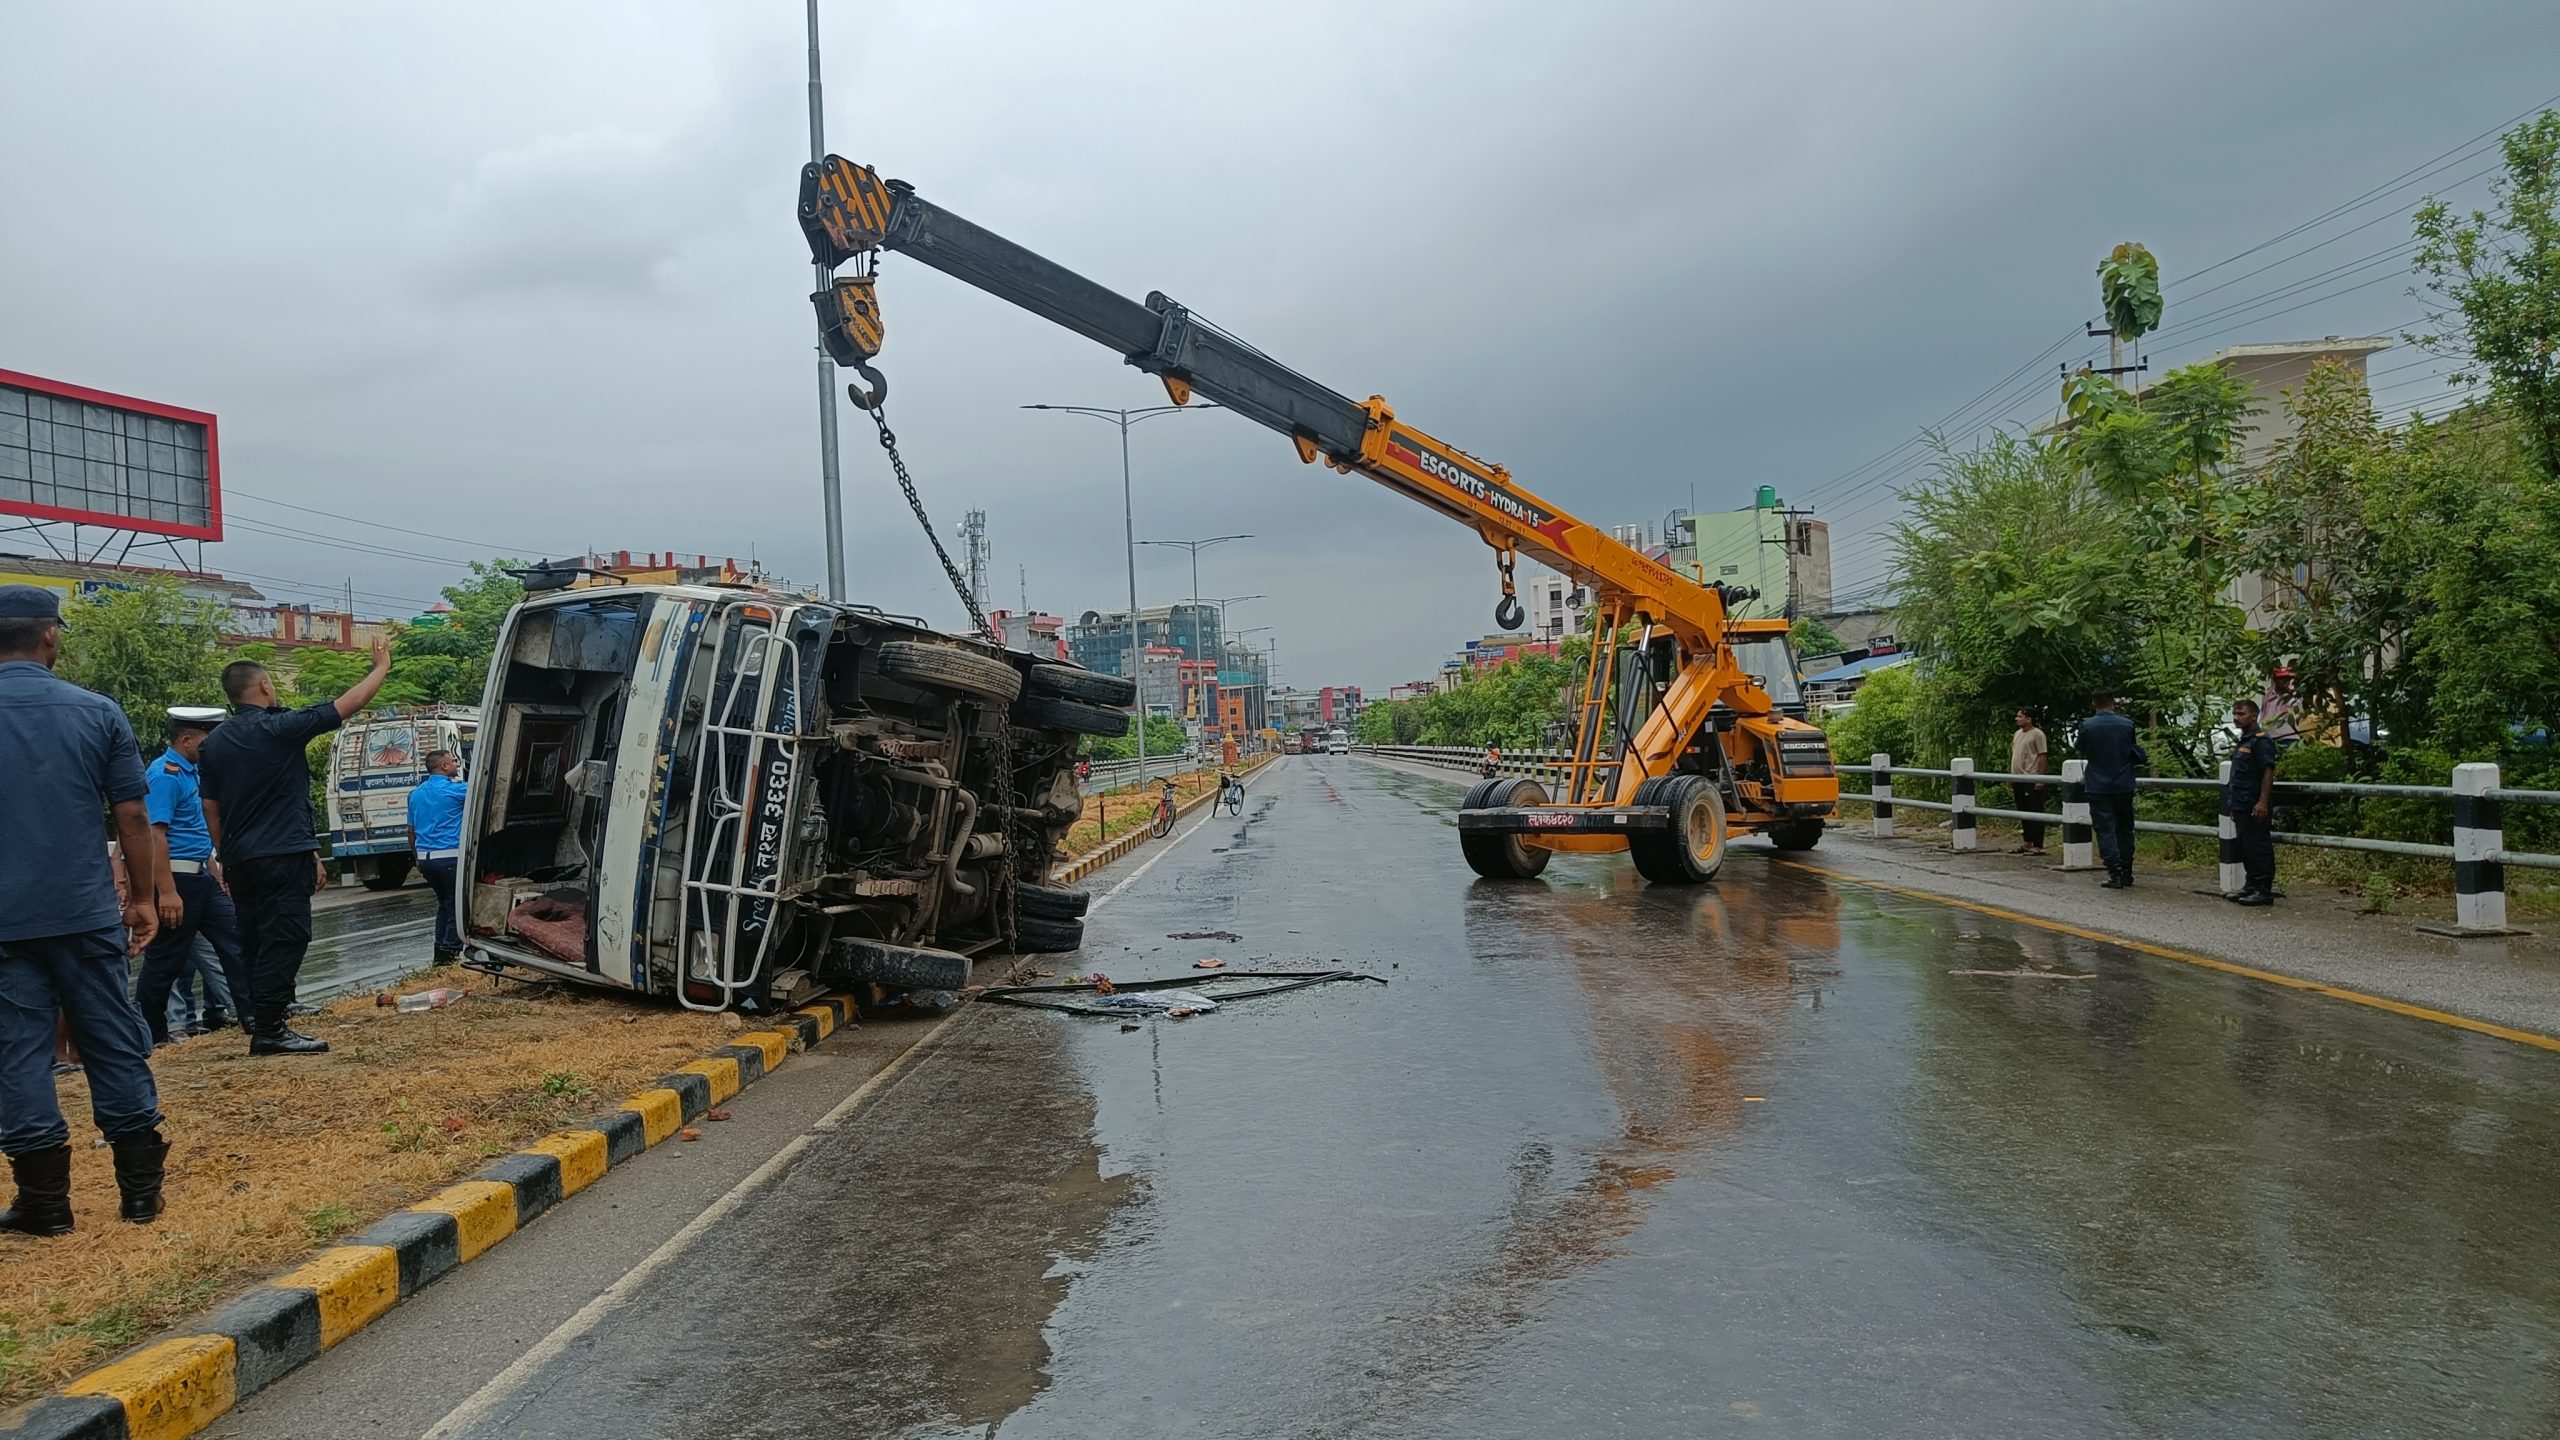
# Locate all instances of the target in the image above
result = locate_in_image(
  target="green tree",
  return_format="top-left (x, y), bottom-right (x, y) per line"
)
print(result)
top-left (2098, 241), bottom-right (2164, 347)
top-left (1889, 430), bottom-right (2148, 762)
top-left (2413, 110), bottom-right (2560, 479)
top-left (1084, 713), bottom-right (1188, 763)
top-left (55, 577), bottom-right (227, 753)
top-left (1789, 614), bottom-right (1843, 656)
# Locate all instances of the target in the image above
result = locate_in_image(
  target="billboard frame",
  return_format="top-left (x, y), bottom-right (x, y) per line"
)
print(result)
top-left (0, 367), bottom-right (223, 542)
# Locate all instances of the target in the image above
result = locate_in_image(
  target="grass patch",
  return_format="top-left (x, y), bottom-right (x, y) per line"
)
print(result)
top-left (0, 965), bottom-right (731, 1407)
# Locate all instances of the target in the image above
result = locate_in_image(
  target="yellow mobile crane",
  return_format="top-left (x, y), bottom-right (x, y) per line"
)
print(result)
top-left (798, 157), bottom-right (1838, 883)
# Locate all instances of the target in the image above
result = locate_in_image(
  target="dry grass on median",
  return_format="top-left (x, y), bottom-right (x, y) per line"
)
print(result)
top-left (0, 966), bottom-right (734, 1407)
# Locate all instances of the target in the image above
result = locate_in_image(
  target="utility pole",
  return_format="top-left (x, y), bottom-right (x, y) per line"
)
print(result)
top-left (1757, 499), bottom-right (1818, 620)
top-left (806, 0), bottom-right (847, 600)
top-left (1137, 534), bottom-right (1251, 658)
top-left (958, 509), bottom-right (990, 626)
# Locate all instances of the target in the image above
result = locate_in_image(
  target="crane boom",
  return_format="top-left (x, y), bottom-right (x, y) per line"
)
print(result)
top-left (799, 155), bottom-right (1839, 884)
top-left (800, 159), bottom-right (1731, 650)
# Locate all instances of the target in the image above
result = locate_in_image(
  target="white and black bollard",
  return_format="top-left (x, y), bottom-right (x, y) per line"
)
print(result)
top-left (2059, 759), bottom-right (2095, 870)
top-left (2452, 761), bottom-right (2510, 934)
top-left (1950, 757), bottom-right (1977, 851)
top-left (2215, 760), bottom-right (2245, 896)
top-left (1872, 753), bottom-right (1895, 838)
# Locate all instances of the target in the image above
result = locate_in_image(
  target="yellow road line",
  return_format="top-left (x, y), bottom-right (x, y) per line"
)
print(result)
top-left (1789, 859), bottom-right (2560, 1054)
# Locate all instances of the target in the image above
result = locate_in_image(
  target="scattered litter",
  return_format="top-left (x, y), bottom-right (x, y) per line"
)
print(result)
top-left (1947, 968), bottom-right (2094, 980)
top-left (1119, 1023), bottom-right (1142, 1033)
top-left (1169, 931), bottom-right (1243, 943)
top-left (981, 969), bottom-right (1389, 1018)
top-left (438, 1116), bottom-right (468, 1133)
top-left (705, 1108), bottom-right (732, 1122)
top-left (381, 987), bottom-right (463, 1013)
top-left (1743, 1096), bottom-right (1767, 1103)
top-left (680, 1127), bottom-right (702, 1142)
top-left (1192, 958), bottom-right (1227, 970)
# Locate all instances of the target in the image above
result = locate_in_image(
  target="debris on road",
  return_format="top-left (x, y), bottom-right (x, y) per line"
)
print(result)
top-left (1947, 968), bottom-right (2095, 980)
top-left (1170, 930), bottom-right (1243, 942)
top-left (981, 969), bottom-right (1387, 1018)
top-left (705, 1108), bottom-right (733, 1122)
top-left (681, 1127), bottom-right (703, 1142)
top-left (1192, 958), bottom-right (1227, 970)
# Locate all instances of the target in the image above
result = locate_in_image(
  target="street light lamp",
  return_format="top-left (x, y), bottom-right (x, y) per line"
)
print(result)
top-left (1204, 593), bottom-right (1264, 644)
top-left (1022, 401), bottom-right (1223, 768)
top-left (1137, 534), bottom-right (1251, 659)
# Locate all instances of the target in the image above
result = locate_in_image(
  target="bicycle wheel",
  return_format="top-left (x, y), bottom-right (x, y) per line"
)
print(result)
top-left (1152, 804), bottom-right (1175, 837)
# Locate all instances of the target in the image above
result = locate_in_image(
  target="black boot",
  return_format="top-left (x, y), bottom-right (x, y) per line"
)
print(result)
top-left (249, 1005), bottom-right (329, 1056)
top-left (110, 1130), bottom-right (170, 1225)
top-left (0, 1145), bottom-right (75, 1237)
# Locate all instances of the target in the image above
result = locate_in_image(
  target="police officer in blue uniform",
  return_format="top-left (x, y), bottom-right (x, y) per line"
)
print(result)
top-left (133, 707), bottom-right (253, 1046)
top-left (407, 748), bottom-right (469, 963)
top-left (2226, 698), bottom-right (2280, 906)
top-left (0, 584), bottom-right (171, 1235)
top-left (201, 638), bottom-right (391, 1056)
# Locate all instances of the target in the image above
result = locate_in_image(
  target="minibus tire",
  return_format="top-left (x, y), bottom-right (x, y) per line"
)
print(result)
top-left (1015, 693), bottom-right (1132, 737)
top-left (876, 641), bottom-right (1024, 703)
top-left (1026, 663), bottom-right (1139, 708)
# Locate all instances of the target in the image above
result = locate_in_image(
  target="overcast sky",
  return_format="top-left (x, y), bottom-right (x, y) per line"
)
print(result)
top-left (5, 2), bottom-right (2555, 689)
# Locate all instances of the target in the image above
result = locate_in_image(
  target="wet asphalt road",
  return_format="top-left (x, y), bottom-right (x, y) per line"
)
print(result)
top-left (411, 756), bottom-right (2560, 1437)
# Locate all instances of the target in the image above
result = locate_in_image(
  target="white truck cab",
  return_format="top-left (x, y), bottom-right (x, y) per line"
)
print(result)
top-left (456, 577), bottom-right (1132, 1010)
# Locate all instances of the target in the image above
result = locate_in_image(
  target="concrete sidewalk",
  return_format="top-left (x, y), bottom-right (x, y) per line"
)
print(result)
top-left (1796, 828), bottom-right (2560, 1040)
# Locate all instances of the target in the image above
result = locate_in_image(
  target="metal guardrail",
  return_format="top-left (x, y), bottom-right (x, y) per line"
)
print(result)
top-left (1843, 753), bottom-right (2557, 935)
top-left (1356, 743), bottom-right (2553, 936)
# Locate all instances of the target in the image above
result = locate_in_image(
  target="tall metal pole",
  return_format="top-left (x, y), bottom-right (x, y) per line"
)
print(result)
top-left (806, 0), bottom-right (847, 600)
top-left (1121, 413), bottom-right (1144, 770)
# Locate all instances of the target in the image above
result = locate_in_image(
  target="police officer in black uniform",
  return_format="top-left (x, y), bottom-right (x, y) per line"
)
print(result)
top-left (200, 637), bottom-right (391, 1055)
top-left (2226, 698), bottom-right (2280, 906)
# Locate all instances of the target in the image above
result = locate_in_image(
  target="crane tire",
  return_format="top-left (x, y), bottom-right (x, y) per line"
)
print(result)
top-left (1628, 773), bottom-right (1725, 885)
top-left (1027, 663), bottom-right (1138, 708)
top-left (1459, 777), bottom-right (1552, 880)
top-left (876, 641), bottom-right (1023, 704)
top-left (1766, 819), bottom-right (1824, 852)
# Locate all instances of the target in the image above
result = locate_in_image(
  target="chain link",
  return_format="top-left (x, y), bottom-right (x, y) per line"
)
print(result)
top-left (861, 392), bottom-right (1017, 950)
top-left (866, 399), bottom-right (984, 632)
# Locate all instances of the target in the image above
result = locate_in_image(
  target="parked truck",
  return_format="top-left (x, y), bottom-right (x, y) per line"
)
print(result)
top-left (324, 707), bottom-right (479, 890)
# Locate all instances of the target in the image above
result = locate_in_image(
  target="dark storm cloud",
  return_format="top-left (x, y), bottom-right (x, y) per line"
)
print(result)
top-left (3, 1), bottom-right (2553, 688)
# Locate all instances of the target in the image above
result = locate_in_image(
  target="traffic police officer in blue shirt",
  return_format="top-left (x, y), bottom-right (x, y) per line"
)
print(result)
top-left (407, 748), bottom-right (469, 963)
top-left (0, 583), bottom-right (172, 1236)
top-left (2225, 698), bottom-right (2281, 906)
top-left (133, 707), bottom-right (253, 1046)
top-left (201, 637), bottom-right (391, 1056)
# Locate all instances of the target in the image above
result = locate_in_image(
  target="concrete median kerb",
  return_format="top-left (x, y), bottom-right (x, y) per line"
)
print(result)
top-left (0, 991), bottom-right (861, 1440)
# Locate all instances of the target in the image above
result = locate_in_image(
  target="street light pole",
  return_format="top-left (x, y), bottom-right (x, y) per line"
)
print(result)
top-left (1137, 534), bottom-right (1251, 656)
top-left (1022, 402), bottom-right (1221, 773)
top-left (805, 0), bottom-right (847, 600)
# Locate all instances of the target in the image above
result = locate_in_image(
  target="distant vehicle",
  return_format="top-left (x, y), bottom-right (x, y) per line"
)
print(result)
top-left (1326, 728), bottom-right (1350, 755)
top-left (325, 707), bottom-right (479, 891)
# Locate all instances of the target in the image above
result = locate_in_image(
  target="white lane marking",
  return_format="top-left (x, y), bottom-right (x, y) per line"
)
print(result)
top-left (418, 1009), bottom-right (970, 1440)
top-left (1092, 806), bottom-right (1227, 913)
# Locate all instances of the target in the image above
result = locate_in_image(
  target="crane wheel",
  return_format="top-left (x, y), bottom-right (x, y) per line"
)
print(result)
top-left (1628, 774), bottom-right (1726, 885)
top-left (1766, 819), bottom-right (1824, 852)
top-left (1459, 777), bottom-right (1552, 880)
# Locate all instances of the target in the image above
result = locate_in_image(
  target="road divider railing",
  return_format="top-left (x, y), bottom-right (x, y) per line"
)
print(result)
top-left (1351, 744), bottom-right (1569, 782)
top-left (1844, 753), bottom-right (2560, 935)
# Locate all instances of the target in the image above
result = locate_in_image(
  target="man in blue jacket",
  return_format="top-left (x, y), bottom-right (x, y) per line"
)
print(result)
top-left (407, 748), bottom-right (468, 964)
top-left (2078, 690), bottom-right (2148, 889)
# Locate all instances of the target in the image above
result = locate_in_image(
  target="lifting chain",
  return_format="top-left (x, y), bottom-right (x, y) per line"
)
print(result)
top-left (862, 394), bottom-right (986, 633)
top-left (857, 385), bottom-right (1018, 951)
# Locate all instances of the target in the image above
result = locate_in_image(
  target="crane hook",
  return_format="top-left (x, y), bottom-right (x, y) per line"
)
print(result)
top-left (845, 362), bottom-right (888, 412)
top-left (1495, 593), bottom-right (1525, 630)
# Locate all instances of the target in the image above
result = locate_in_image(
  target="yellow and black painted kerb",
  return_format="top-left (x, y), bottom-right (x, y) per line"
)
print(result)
top-left (0, 995), bottom-right (863, 1440)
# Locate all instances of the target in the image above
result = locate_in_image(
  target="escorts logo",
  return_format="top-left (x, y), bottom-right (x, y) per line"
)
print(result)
top-left (1385, 430), bottom-right (1554, 530)
top-left (1523, 811), bottom-right (1577, 828)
